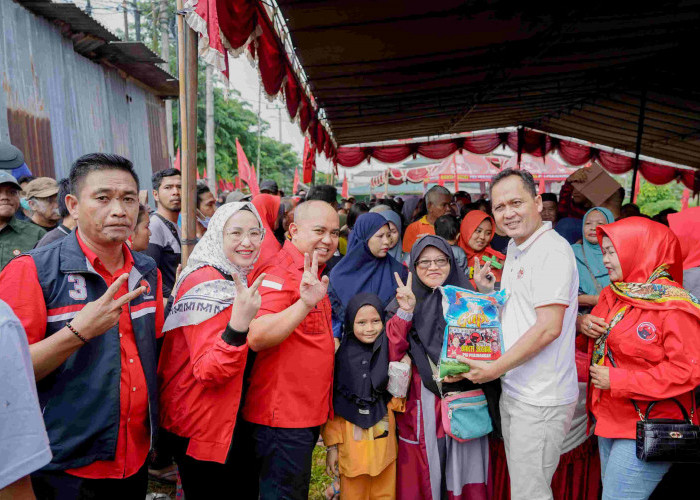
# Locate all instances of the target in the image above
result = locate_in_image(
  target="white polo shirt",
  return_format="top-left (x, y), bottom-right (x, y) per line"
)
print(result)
top-left (500, 222), bottom-right (579, 406)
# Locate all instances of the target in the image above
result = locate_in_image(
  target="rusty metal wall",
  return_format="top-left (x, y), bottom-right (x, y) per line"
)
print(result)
top-left (0, 0), bottom-right (165, 189)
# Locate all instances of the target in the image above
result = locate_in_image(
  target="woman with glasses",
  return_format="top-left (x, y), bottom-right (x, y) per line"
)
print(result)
top-left (329, 213), bottom-right (408, 341)
top-left (157, 202), bottom-right (268, 498)
top-left (386, 235), bottom-right (500, 499)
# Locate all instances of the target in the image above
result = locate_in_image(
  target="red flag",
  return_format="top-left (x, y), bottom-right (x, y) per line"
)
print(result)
top-left (236, 138), bottom-right (260, 196)
top-left (218, 179), bottom-right (225, 191)
top-left (226, 181), bottom-right (234, 191)
top-left (302, 136), bottom-right (316, 184)
top-left (293, 168), bottom-right (300, 194)
top-left (342, 173), bottom-right (349, 198)
top-left (235, 175), bottom-right (241, 190)
top-left (174, 148), bottom-right (181, 170)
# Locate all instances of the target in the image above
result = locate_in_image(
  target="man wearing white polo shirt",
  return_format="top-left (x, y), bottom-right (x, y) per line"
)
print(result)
top-left (462, 168), bottom-right (579, 500)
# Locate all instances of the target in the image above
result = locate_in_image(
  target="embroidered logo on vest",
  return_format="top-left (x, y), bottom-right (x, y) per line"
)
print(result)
top-left (637, 322), bottom-right (657, 342)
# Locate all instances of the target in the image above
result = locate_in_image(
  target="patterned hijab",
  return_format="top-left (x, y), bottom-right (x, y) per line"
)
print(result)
top-left (163, 202), bottom-right (264, 332)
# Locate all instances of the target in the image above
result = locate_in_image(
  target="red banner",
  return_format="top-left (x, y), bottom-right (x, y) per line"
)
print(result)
top-left (236, 138), bottom-right (260, 196)
top-left (293, 167), bottom-right (299, 194)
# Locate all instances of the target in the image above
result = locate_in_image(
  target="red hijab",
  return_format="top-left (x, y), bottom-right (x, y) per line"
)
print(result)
top-left (668, 207), bottom-right (700, 270)
top-left (595, 217), bottom-right (700, 320)
top-left (252, 193), bottom-right (282, 264)
top-left (458, 211), bottom-right (505, 280)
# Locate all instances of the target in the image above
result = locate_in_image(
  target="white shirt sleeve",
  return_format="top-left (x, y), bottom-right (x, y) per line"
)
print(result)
top-left (531, 246), bottom-right (574, 308)
top-left (0, 301), bottom-right (52, 489)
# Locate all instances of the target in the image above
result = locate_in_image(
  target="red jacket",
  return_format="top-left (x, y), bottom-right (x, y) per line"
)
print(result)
top-left (158, 266), bottom-right (248, 463)
top-left (589, 291), bottom-right (700, 439)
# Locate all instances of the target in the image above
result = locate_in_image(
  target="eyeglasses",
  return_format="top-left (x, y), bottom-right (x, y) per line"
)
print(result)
top-left (415, 257), bottom-right (449, 269)
top-left (224, 228), bottom-right (264, 243)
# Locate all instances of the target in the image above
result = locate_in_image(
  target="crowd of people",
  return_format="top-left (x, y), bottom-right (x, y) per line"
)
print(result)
top-left (1, 139), bottom-right (699, 500)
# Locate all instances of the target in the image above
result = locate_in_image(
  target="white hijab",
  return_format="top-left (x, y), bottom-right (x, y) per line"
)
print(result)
top-left (162, 202), bottom-right (265, 332)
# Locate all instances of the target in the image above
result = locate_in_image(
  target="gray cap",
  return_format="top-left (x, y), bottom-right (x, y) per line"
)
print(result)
top-left (260, 179), bottom-right (279, 193)
top-left (0, 171), bottom-right (21, 190)
top-left (0, 143), bottom-right (24, 171)
top-left (226, 190), bottom-right (252, 203)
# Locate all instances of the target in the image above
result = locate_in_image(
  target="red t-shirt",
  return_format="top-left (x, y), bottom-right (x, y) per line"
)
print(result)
top-left (243, 241), bottom-right (335, 428)
top-left (0, 232), bottom-right (164, 478)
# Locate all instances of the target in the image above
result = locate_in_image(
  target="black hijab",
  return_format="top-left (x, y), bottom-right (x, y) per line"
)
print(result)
top-left (333, 293), bottom-right (391, 429)
top-left (410, 235), bottom-right (473, 364)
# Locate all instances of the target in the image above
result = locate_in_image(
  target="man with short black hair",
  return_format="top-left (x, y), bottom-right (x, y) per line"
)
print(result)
top-left (195, 182), bottom-right (217, 238)
top-left (17, 175), bottom-right (36, 191)
top-left (0, 171), bottom-right (46, 268)
top-left (305, 184), bottom-right (338, 209)
top-left (145, 168), bottom-right (182, 297)
top-left (35, 178), bottom-right (76, 248)
top-left (464, 168), bottom-right (578, 500)
top-left (402, 185), bottom-right (452, 253)
top-left (0, 152), bottom-right (164, 499)
top-left (25, 177), bottom-right (60, 231)
top-left (540, 192), bottom-right (558, 224)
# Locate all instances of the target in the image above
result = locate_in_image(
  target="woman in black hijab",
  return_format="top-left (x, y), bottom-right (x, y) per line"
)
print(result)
top-left (322, 290), bottom-right (415, 499)
top-left (386, 235), bottom-right (501, 500)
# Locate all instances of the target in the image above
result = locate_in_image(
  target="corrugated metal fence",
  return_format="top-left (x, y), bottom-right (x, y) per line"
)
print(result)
top-left (0, 0), bottom-right (169, 188)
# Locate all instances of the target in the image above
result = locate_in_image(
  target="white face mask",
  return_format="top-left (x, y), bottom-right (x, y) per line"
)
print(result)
top-left (197, 211), bottom-right (211, 229)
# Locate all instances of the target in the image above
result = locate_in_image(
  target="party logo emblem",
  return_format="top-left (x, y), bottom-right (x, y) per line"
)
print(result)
top-left (637, 322), bottom-right (657, 342)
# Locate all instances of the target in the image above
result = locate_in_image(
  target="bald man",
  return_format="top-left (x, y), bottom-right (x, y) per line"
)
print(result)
top-left (244, 201), bottom-right (339, 500)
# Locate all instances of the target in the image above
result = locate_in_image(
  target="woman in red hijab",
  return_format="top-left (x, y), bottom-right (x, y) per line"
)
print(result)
top-left (458, 210), bottom-right (505, 285)
top-left (251, 193), bottom-right (282, 266)
top-left (668, 207), bottom-right (700, 297)
top-left (584, 217), bottom-right (700, 499)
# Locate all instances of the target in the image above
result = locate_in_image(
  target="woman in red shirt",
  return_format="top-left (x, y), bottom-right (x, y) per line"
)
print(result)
top-left (158, 202), bottom-right (267, 499)
top-left (584, 217), bottom-right (700, 500)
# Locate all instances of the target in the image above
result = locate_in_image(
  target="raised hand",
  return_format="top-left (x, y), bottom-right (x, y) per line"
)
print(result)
top-left (395, 272), bottom-right (416, 313)
top-left (473, 258), bottom-right (495, 293)
top-left (230, 273), bottom-right (266, 330)
top-left (70, 274), bottom-right (145, 340)
top-left (299, 251), bottom-right (330, 308)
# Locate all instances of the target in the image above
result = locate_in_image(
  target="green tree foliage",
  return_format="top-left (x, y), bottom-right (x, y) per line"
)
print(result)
top-left (177, 74), bottom-right (300, 193)
top-left (636, 181), bottom-right (681, 216)
top-left (129, 1), bottom-right (301, 192)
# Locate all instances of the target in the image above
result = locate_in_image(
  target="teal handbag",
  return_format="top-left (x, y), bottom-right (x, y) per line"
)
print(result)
top-left (441, 389), bottom-right (493, 442)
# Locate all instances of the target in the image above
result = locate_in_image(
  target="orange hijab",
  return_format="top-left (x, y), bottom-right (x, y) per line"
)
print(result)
top-left (458, 211), bottom-right (505, 281)
top-left (251, 193), bottom-right (282, 265)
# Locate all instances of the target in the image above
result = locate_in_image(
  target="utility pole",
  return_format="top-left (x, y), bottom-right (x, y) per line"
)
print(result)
top-left (256, 80), bottom-right (262, 184)
top-left (159, 0), bottom-right (175, 163)
top-left (278, 107), bottom-right (282, 142)
top-left (122, 0), bottom-right (129, 40)
top-left (132, 1), bottom-right (141, 42)
top-left (85, 0), bottom-right (92, 15)
top-left (205, 65), bottom-right (217, 195)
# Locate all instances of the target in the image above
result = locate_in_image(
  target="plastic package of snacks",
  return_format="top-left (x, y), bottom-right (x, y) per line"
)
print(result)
top-left (438, 286), bottom-right (508, 379)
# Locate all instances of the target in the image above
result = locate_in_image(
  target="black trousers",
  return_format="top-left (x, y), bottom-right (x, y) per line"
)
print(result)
top-left (250, 422), bottom-right (320, 500)
top-left (31, 462), bottom-right (147, 500)
top-left (167, 418), bottom-right (259, 500)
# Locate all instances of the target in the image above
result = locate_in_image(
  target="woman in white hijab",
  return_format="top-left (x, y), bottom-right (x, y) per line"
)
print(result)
top-left (158, 202), bottom-right (267, 499)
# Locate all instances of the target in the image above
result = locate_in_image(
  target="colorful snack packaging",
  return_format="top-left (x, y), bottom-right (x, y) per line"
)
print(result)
top-left (438, 286), bottom-right (508, 379)
top-left (387, 361), bottom-right (411, 398)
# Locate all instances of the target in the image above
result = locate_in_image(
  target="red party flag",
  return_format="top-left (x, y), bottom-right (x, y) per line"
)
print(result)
top-left (174, 148), bottom-right (181, 170)
top-left (236, 138), bottom-right (260, 196)
top-left (302, 136), bottom-right (316, 184)
top-left (342, 173), bottom-right (349, 198)
top-left (293, 167), bottom-right (300, 194)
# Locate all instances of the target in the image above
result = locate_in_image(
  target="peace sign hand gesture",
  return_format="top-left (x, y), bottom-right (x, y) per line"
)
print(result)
top-left (229, 273), bottom-right (266, 330)
top-left (395, 272), bottom-right (416, 313)
top-left (473, 257), bottom-right (495, 293)
top-left (70, 274), bottom-right (145, 340)
top-left (299, 252), bottom-right (330, 309)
